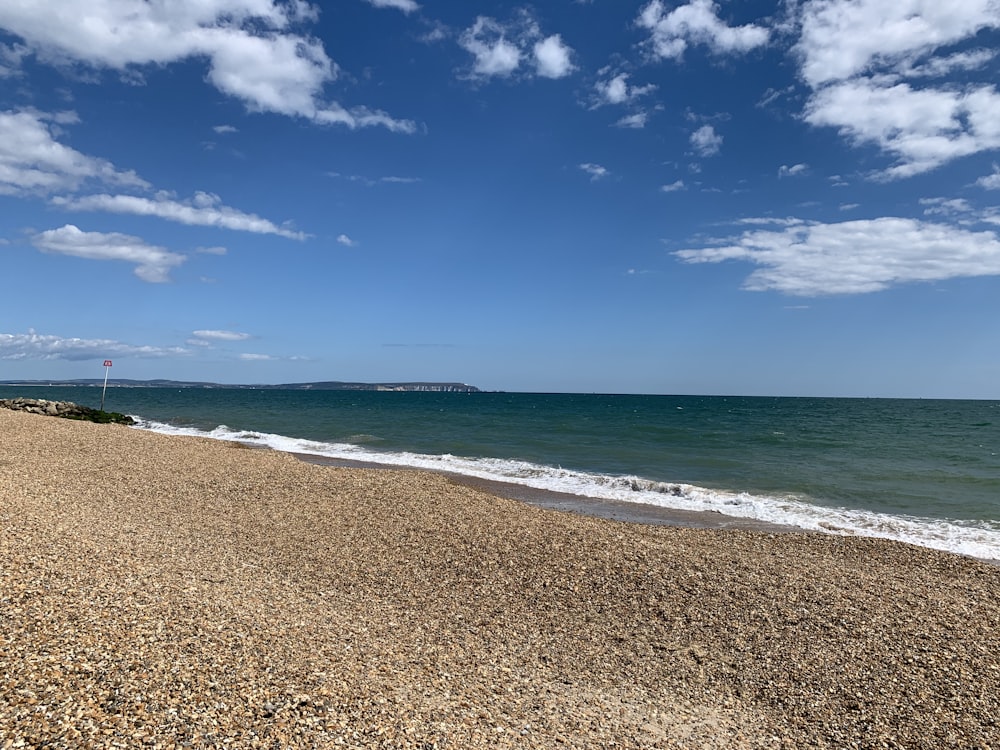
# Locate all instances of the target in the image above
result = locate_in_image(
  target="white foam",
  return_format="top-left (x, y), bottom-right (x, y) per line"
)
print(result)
top-left (133, 418), bottom-right (1000, 562)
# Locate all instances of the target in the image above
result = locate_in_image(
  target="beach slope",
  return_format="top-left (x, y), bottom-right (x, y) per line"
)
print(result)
top-left (1, 410), bottom-right (998, 748)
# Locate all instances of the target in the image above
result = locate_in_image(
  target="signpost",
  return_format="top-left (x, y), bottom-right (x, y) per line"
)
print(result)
top-left (100, 360), bottom-right (112, 411)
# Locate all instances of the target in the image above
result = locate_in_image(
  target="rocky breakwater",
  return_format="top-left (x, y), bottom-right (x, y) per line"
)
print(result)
top-left (0, 397), bottom-right (135, 425)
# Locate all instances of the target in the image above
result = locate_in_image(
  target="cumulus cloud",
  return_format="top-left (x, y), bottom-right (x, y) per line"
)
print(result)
top-left (690, 124), bottom-right (722, 156)
top-left (674, 217), bottom-right (1000, 295)
top-left (579, 163), bottom-right (609, 181)
top-left (597, 74), bottom-right (629, 105)
top-left (337, 234), bottom-right (358, 247)
top-left (0, 109), bottom-right (148, 196)
top-left (460, 17), bottom-right (522, 77)
top-left (31, 225), bottom-right (185, 283)
top-left (0, 330), bottom-right (188, 361)
top-left (594, 73), bottom-right (656, 107)
top-left (593, 71), bottom-right (656, 126)
top-left (51, 191), bottom-right (307, 239)
top-left (661, 180), bottom-right (686, 192)
top-left (794, 0), bottom-right (1000, 178)
top-left (534, 34), bottom-right (575, 79)
top-left (795, 0), bottom-right (999, 88)
top-left (803, 79), bottom-right (1000, 180)
top-left (213, 124), bottom-right (238, 134)
top-left (0, 1), bottom-right (414, 132)
top-left (191, 330), bottom-right (251, 342)
top-left (638, 0), bottom-right (769, 61)
top-left (459, 14), bottom-right (574, 81)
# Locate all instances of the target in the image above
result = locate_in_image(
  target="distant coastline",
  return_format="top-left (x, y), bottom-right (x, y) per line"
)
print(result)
top-left (0, 379), bottom-right (481, 393)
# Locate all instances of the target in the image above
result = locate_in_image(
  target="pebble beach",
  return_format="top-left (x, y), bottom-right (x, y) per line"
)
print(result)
top-left (2, 408), bottom-right (999, 749)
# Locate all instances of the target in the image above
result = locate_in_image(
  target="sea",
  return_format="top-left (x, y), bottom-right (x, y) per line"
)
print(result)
top-left (4, 386), bottom-right (999, 562)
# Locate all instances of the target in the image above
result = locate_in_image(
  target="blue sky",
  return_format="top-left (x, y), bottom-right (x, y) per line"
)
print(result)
top-left (2, 0), bottom-right (1000, 397)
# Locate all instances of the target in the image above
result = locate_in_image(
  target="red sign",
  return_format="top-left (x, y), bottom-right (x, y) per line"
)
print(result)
top-left (103, 360), bottom-right (113, 367)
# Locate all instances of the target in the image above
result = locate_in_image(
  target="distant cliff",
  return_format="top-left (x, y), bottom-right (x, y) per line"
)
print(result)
top-left (293, 382), bottom-right (481, 393)
top-left (0, 379), bottom-right (482, 393)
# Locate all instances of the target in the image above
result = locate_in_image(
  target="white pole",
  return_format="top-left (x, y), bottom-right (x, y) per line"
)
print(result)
top-left (100, 361), bottom-right (111, 411)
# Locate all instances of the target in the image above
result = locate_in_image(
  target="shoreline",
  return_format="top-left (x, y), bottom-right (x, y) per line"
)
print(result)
top-left (4, 409), bottom-right (1000, 748)
top-left (127, 412), bottom-right (1000, 563)
top-left (299, 454), bottom-right (805, 535)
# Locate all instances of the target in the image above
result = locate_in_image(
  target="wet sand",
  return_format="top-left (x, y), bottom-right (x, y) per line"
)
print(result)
top-left (2, 409), bottom-right (999, 749)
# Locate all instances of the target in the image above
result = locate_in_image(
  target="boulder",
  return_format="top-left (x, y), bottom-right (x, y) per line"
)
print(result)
top-left (0, 398), bottom-right (135, 425)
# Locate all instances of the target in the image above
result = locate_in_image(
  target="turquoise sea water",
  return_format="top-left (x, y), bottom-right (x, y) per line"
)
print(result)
top-left (4, 386), bottom-right (999, 560)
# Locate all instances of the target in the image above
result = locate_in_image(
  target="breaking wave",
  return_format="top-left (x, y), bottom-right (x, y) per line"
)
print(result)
top-left (134, 417), bottom-right (1000, 562)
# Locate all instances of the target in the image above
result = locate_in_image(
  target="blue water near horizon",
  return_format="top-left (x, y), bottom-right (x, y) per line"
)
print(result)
top-left (4, 385), bottom-right (999, 560)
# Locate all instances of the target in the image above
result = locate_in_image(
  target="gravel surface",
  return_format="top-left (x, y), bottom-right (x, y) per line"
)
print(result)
top-left (1, 409), bottom-right (998, 749)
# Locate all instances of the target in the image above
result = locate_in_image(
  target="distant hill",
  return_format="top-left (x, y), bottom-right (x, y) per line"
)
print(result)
top-left (0, 379), bottom-right (481, 393)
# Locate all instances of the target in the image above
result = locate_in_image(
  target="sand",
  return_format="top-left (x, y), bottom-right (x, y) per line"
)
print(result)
top-left (1, 408), bottom-right (998, 749)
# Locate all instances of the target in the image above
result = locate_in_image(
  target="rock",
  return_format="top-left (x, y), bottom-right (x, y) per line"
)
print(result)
top-left (0, 398), bottom-right (135, 425)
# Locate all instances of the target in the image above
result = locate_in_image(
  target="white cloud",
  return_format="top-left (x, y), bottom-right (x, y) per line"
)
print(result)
top-left (661, 180), bottom-right (686, 192)
top-left (920, 197), bottom-right (972, 212)
top-left (0, 330), bottom-right (188, 361)
top-left (594, 73), bottom-right (657, 108)
top-left (419, 22), bottom-right (449, 44)
top-left (638, 0), bottom-right (769, 61)
top-left (240, 352), bottom-right (276, 361)
top-left (31, 224), bottom-right (185, 283)
top-left (365, 0), bottom-right (419, 13)
top-left (213, 124), bottom-right (238, 134)
top-left (0, 1), bottom-right (414, 133)
top-left (615, 112), bottom-right (649, 129)
top-left (615, 112), bottom-right (649, 130)
top-left (977, 164), bottom-right (1000, 190)
top-left (192, 330), bottom-right (251, 342)
top-left (794, 0), bottom-right (1000, 179)
top-left (597, 74), bottom-right (630, 105)
top-left (0, 109), bottom-right (148, 196)
top-left (51, 192), bottom-right (306, 239)
top-left (778, 163), bottom-right (808, 178)
top-left (900, 49), bottom-right (997, 78)
top-left (310, 103), bottom-right (415, 133)
top-left (534, 34), bottom-right (574, 79)
top-left (2, 109), bottom-right (307, 239)
top-left (804, 79), bottom-right (1000, 179)
top-left (328, 172), bottom-right (422, 186)
top-left (675, 217), bottom-right (1000, 295)
top-left (459, 14), bottom-right (573, 81)
top-left (690, 124), bottom-right (722, 156)
top-left (579, 163), bottom-right (609, 181)
top-left (460, 17), bottom-right (522, 78)
top-left (337, 234), bottom-right (358, 247)
top-left (795, 0), bottom-right (1000, 88)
